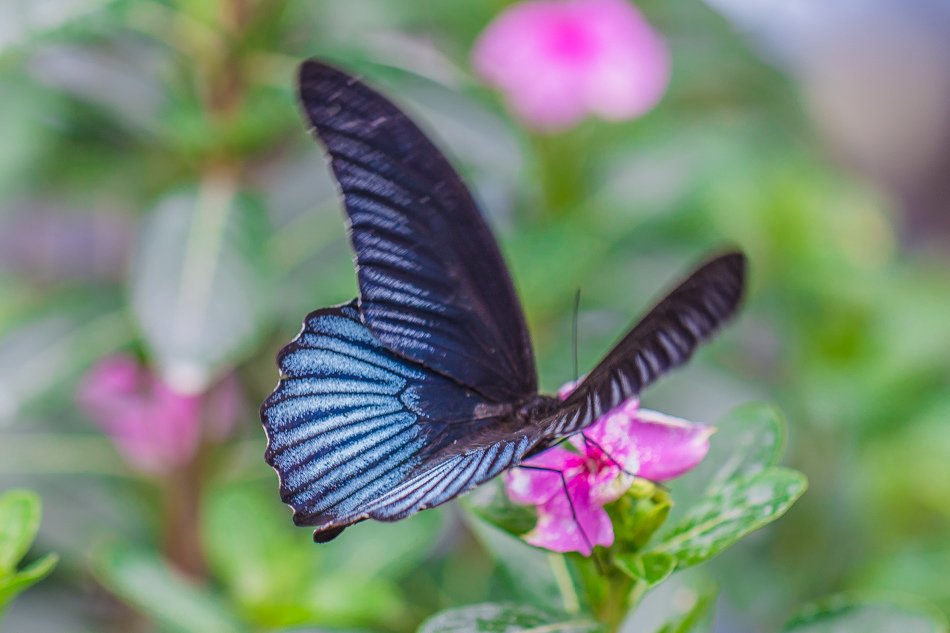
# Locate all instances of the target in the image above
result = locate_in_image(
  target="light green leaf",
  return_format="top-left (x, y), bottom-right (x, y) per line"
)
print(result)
top-left (0, 553), bottom-right (59, 608)
top-left (0, 310), bottom-right (130, 425)
top-left (130, 185), bottom-right (272, 393)
top-left (95, 545), bottom-right (245, 633)
top-left (418, 603), bottom-right (600, 633)
top-left (655, 467), bottom-right (807, 568)
top-left (0, 0), bottom-right (117, 52)
top-left (613, 552), bottom-right (676, 588)
top-left (703, 403), bottom-right (786, 486)
top-left (670, 403), bottom-right (786, 517)
top-left (203, 482), bottom-right (419, 628)
top-left (655, 584), bottom-right (717, 633)
top-left (782, 596), bottom-right (948, 633)
top-left (0, 491), bottom-right (57, 615)
top-left (0, 490), bottom-right (41, 573)
top-left (623, 572), bottom-right (717, 633)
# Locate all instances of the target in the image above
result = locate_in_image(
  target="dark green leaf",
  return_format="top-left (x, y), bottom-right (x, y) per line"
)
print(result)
top-left (465, 483), bottom-right (538, 536)
top-left (465, 514), bottom-right (568, 612)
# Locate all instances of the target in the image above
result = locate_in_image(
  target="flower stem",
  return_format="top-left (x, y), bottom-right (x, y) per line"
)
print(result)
top-left (161, 451), bottom-right (207, 579)
top-left (533, 132), bottom-right (589, 217)
top-left (575, 552), bottom-right (635, 633)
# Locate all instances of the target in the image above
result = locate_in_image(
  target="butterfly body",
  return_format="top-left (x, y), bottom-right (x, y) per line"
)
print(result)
top-left (261, 60), bottom-right (746, 542)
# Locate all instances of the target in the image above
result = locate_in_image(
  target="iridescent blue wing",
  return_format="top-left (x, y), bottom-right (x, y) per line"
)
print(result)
top-left (297, 60), bottom-right (536, 403)
top-left (261, 301), bottom-right (536, 541)
top-left (536, 253), bottom-right (746, 443)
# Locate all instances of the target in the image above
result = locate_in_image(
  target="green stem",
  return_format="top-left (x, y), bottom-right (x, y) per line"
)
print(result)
top-left (598, 573), bottom-right (634, 633)
top-left (574, 552), bottom-right (635, 633)
top-left (533, 132), bottom-right (588, 217)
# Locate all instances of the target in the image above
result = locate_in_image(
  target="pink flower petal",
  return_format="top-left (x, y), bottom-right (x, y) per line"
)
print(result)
top-left (505, 446), bottom-right (584, 505)
top-left (525, 476), bottom-right (613, 555)
top-left (472, 0), bottom-right (670, 131)
top-left (507, 381), bottom-right (710, 556)
top-left (77, 355), bottom-right (204, 475)
top-left (629, 409), bottom-right (713, 481)
top-left (574, 407), bottom-right (640, 472)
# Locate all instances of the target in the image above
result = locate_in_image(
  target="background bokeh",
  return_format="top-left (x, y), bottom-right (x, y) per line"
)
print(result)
top-left (1, 0), bottom-right (949, 631)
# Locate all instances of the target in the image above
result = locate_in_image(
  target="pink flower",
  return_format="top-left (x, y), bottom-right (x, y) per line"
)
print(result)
top-left (505, 397), bottom-right (711, 555)
top-left (77, 355), bottom-right (240, 475)
top-left (472, 0), bottom-right (670, 131)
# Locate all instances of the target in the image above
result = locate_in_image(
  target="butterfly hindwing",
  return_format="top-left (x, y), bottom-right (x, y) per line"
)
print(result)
top-left (261, 301), bottom-right (533, 539)
top-left (540, 252), bottom-right (747, 439)
top-left (297, 60), bottom-right (537, 403)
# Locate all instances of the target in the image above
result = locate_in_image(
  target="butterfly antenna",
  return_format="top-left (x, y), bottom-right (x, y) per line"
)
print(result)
top-left (572, 289), bottom-right (581, 385)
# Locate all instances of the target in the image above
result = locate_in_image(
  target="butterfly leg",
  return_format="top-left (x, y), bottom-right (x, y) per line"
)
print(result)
top-left (515, 464), bottom-right (594, 555)
top-left (580, 433), bottom-right (636, 476)
top-left (580, 433), bottom-right (670, 490)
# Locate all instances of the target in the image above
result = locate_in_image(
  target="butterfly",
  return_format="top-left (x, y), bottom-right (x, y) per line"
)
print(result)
top-left (261, 60), bottom-right (746, 543)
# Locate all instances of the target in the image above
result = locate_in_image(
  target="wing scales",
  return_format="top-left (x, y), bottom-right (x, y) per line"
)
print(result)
top-left (261, 301), bottom-right (533, 539)
top-left (298, 60), bottom-right (537, 403)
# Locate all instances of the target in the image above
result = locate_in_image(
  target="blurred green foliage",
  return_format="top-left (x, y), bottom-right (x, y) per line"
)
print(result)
top-left (1, 0), bottom-right (949, 631)
top-left (0, 490), bottom-right (57, 617)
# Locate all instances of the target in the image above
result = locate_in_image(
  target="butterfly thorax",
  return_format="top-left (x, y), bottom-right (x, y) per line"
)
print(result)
top-left (515, 393), bottom-right (562, 424)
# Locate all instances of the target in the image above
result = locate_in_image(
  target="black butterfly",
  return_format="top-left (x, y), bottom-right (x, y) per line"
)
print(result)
top-left (261, 60), bottom-right (746, 543)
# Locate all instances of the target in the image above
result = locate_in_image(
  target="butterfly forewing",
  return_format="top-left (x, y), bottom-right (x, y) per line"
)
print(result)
top-left (539, 252), bottom-right (746, 440)
top-left (297, 61), bottom-right (537, 403)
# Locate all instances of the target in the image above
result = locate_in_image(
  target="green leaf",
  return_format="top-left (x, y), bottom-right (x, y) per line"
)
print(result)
top-left (418, 603), bottom-right (600, 633)
top-left (654, 467), bottom-right (807, 568)
top-left (0, 309), bottom-right (130, 424)
top-left (623, 573), bottom-right (718, 633)
top-left (95, 545), bottom-right (245, 633)
top-left (670, 403), bottom-right (786, 517)
top-left (613, 552), bottom-right (676, 588)
top-left (782, 596), bottom-right (948, 633)
top-left (465, 483), bottom-right (538, 537)
top-left (655, 584), bottom-right (717, 633)
top-left (703, 403), bottom-right (786, 485)
top-left (0, 490), bottom-right (42, 573)
top-left (129, 185), bottom-right (272, 392)
top-left (203, 481), bottom-right (421, 628)
top-left (0, 553), bottom-right (59, 608)
top-left (0, 491), bottom-right (57, 615)
top-left (0, 0), bottom-right (118, 53)
top-left (464, 514), bottom-right (568, 612)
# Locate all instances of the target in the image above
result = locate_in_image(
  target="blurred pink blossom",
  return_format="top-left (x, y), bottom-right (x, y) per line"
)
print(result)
top-left (77, 355), bottom-right (240, 475)
top-left (506, 395), bottom-right (711, 555)
top-left (472, 0), bottom-right (670, 131)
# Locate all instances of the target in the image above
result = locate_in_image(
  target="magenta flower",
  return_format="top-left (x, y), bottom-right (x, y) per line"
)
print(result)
top-left (77, 355), bottom-right (240, 475)
top-left (505, 397), bottom-right (711, 555)
top-left (472, 0), bottom-right (670, 132)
